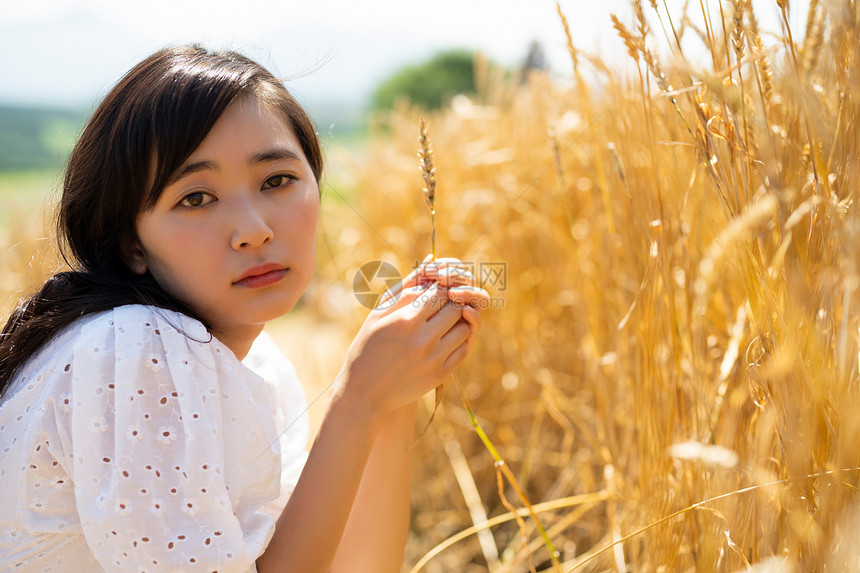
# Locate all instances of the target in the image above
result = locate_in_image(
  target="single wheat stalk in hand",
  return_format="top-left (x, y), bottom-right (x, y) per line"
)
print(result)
top-left (419, 114), bottom-right (437, 261)
top-left (416, 115), bottom-right (443, 436)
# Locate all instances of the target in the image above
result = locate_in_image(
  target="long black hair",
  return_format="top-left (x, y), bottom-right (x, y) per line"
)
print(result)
top-left (0, 45), bottom-right (323, 396)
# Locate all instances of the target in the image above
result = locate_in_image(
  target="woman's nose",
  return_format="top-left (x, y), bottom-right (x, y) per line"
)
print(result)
top-left (230, 196), bottom-right (274, 249)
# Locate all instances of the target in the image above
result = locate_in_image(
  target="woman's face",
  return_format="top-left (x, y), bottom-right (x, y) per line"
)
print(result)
top-left (127, 95), bottom-right (319, 355)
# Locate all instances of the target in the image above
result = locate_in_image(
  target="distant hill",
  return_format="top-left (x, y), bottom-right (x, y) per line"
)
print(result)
top-left (0, 105), bottom-right (87, 171)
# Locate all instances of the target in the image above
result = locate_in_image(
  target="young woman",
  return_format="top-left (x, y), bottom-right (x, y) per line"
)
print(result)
top-left (0, 45), bottom-right (487, 572)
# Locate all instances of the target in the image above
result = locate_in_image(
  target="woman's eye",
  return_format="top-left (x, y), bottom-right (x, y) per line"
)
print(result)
top-left (263, 174), bottom-right (295, 190)
top-left (179, 192), bottom-right (214, 208)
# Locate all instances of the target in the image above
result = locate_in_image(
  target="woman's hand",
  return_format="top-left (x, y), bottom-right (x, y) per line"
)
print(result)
top-left (333, 256), bottom-right (489, 428)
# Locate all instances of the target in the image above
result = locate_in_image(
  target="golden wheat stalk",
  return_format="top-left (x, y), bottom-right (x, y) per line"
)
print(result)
top-left (801, 0), bottom-right (824, 73)
top-left (413, 116), bottom-right (445, 440)
top-left (418, 115), bottom-right (437, 261)
top-left (612, 13), bottom-right (672, 94)
top-left (747, 1), bottom-right (774, 112)
top-left (557, 1), bottom-right (615, 235)
top-left (731, 0), bottom-right (746, 63)
top-left (632, 0), bottom-right (650, 41)
top-left (612, 13), bottom-right (641, 61)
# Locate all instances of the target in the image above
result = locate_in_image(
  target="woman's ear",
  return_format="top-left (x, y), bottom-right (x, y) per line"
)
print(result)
top-left (120, 236), bottom-right (148, 275)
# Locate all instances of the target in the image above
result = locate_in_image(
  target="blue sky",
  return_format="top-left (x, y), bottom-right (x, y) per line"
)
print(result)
top-left (0, 0), bottom-right (806, 110)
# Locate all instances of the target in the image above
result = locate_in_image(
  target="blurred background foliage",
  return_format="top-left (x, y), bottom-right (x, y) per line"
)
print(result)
top-left (0, 106), bottom-right (84, 170)
top-left (372, 49), bottom-right (479, 111)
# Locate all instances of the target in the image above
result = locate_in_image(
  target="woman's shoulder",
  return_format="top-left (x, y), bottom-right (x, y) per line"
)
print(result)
top-left (0, 308), bottom-right (283, 572)
top-left (5, 305), bottom-right (224, 398)
top-left (71, 304), bottom-right (244, 378)
top-left (25, 304), bottom-right (209, 352)
top-left (63, 304), bottom-right (219, 366)
top-left (77, 304), bottom-right (209, 341)
top-left (3, 303), bottom-right (277, 451)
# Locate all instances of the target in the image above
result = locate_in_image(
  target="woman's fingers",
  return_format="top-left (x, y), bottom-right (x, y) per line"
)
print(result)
top-left (421, 295), bottom-right (463, 333)
top-left (401, 256), bottom-right (475, 289)
top-left (408, 284), bottom-right (487, 353)
top-left (446, 285), bottom-right (490, 308)
top-left (460, 305), bottom-right (481, 350)
top-left (429, 306), bottom-right (481, 373)
top-left (341, 256), bottom-right (492, 416)
top-left (375, 257), bottom-right (488, 312)
top-left (373, 256), bottom-right (456, 309)
top-left (374, 282), bottom-right (431, 315)
top-left (392, 254), bottom-right (436, 293)
top-left (422, 258), bottom-right (475, 286)
top-left (443, 341), bottom-right (470, 372)
top-left (437, 320), bottom-right (472, 373)
top-left (405, 284), bottom-right (451, 321)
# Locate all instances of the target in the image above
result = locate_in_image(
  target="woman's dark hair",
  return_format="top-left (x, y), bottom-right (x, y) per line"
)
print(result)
top-left (0, 45), bottom-right (323, 396)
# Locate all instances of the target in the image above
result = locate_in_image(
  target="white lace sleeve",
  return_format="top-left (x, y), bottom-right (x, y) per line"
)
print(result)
top-left (68, 306), bottom-right (281, 572)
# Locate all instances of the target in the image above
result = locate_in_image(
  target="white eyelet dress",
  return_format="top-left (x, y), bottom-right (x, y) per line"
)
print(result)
top-left (0, 305), bottom-right (309, 572)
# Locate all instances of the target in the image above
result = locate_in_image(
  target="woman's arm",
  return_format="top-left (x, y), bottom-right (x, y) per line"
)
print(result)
top-left (257, 264), bottom-right (486, 573)
top-left (257, 283), bottom-right (462, 573)
top-left (332, 297), bottom-right (484, 571)
top-left (329, 403), bottom-right (417, 572)
top-left (256, 389), bottom-right (399, 573)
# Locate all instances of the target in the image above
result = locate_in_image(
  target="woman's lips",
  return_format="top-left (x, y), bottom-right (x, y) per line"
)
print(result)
top-left (234, 264), bottom-right (289, 288)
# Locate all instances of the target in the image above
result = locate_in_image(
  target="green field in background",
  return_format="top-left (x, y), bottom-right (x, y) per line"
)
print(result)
top-left (0, 170), bottom-right (60, 227)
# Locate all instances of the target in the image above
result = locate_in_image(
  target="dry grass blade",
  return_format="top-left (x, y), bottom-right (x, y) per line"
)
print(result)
top-left (495, 463), bottom-right (537, 573)
top-left (566, 469), bottom-right (860, 571)
top-left (450, 373), bottom-right (562, 572)
top-left (436, 412), bottom-right (501, 568)
top-left (408, 493), bottom-right (608, 573)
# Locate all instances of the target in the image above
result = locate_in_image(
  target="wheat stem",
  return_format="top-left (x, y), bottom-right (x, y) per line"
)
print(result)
top-left (557, 2), bottom-right (615, 235)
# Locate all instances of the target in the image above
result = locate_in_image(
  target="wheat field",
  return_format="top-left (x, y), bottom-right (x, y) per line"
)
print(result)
top-left (315, 1), bottom-right (860, 570)
top-left (2, 1), bottom-right (859, 570)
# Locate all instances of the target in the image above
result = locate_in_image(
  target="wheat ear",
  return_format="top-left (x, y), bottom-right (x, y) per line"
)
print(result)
top-left (418, 115), bottom-right (437, 261)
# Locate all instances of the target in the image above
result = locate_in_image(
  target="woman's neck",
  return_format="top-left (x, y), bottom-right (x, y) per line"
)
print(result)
top-left (211, 324), bottom-right (266, 360)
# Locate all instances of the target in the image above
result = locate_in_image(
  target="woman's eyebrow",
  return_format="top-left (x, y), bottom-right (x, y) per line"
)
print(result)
top-left (250, 147), bottom-right (303, 164)
top-left (169, 160), bottom-right (218, 184)
top-left (168, 148), bottom-right (302, 185)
